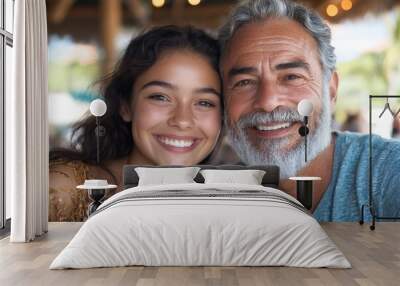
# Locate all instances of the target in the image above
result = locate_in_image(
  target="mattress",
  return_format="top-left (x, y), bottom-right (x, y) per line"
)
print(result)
top-left (50, 183), bottom-right (351, 269)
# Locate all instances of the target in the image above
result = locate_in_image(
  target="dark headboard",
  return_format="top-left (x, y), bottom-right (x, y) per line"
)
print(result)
top-left (123, 165), bottom-right (280, 189)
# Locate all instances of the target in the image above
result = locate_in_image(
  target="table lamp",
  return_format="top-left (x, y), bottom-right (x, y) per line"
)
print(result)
top-left (80, 98), bottom-right (114, 216)
top-left (297, 99), bottom-right (313, 162)
top-left (292, 99), bottom-right (320, 211)
top-left (89, 99), bottom-right (107, 164)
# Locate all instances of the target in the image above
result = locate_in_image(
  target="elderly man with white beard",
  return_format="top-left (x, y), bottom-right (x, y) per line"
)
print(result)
top-left (218, 0), bottom-right (400, 221)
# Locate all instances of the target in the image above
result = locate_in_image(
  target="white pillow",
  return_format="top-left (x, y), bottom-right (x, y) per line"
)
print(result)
top-left (135, 167), bottom-right (200, 186)
top-left (200, 169), bottom-right (266, 185)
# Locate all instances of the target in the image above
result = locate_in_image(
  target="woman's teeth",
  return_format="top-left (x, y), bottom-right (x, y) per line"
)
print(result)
top-left (256, 122), bottom-right (292, 131)
top-left (159, 137), bottom-right (195, 148)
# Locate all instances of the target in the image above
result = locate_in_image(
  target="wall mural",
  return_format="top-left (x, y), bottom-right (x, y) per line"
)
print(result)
top-left (47, 0), bottom-right (400, 224)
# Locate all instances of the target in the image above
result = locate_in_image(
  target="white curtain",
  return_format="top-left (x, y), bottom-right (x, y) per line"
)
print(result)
top-left (7, 0), bottom-right (48, 242)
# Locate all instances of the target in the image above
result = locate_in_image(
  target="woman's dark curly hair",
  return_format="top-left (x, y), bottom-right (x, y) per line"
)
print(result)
top-left (51, 25), bottom-right (222, 165)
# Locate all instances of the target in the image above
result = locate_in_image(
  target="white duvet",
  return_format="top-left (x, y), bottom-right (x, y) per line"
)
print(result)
top-left (50, 183), bottom-right (351, 269)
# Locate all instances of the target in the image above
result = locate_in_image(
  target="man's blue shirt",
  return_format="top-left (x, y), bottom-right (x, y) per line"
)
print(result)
top-left (313, 131), bottom-right (400, 222)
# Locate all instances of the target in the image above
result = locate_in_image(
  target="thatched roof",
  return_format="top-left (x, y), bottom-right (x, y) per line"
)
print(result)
top-left (46, 0), bottom-right (400, 74)
top-left (47, 0), bottom-right (400, 29)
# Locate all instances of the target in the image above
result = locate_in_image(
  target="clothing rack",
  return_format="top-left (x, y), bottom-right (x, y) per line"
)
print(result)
top-left (359, 95), bottom-right (400, 230)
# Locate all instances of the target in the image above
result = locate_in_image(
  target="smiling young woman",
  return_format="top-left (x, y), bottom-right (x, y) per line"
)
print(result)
top-left (121, 49), bottom-right (222, 166)
top-left (49, 26), bottom-right (223, 221)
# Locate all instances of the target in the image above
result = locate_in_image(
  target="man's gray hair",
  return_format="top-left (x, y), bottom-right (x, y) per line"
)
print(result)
top-left (218, 0), bottom-right (336, 77)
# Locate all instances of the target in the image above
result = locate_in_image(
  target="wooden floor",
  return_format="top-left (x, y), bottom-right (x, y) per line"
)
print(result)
top-left (0, 222), bottom-right (399, 286)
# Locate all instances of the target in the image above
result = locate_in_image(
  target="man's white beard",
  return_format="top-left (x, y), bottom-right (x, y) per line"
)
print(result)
top-left (226, 85), bottom-right (332, 179)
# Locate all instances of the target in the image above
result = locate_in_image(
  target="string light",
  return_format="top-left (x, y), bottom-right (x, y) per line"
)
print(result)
top-left (341, 0), bottom-right (353, 11)
top-left (326, 4), bottom-right (338, 17)
top-left (188, 0), bottom-right (201, 6)
top-left (152, 0), bottom-right (165, 8)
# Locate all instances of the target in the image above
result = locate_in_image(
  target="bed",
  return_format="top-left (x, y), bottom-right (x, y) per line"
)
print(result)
top-left (50, 165), bottom-right (350, 269)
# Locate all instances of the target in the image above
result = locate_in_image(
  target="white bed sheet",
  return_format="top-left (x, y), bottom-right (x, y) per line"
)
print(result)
top-left (50, 183), bottom-right (351, 269)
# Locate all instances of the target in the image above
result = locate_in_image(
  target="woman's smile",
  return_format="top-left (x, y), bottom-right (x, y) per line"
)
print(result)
top-left (154, 134), bottom-right (201, 153)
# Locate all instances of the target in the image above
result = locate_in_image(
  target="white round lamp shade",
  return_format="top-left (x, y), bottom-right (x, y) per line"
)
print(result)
top-left (297, 99), bottom-right (313, 116)
top-left (89, 99), bottom-right (107, 117)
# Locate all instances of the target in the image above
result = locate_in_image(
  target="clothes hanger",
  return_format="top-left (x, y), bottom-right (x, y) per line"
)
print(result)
top-left (378, 97), bottom-right (395, 118)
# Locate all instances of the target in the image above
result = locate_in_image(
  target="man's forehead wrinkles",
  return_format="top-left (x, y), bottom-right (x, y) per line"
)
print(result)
top-left (229, 43), bottom-right (309, 64)
top-left (223, 29), bottom-right (320, 76)
top-left (254, 36), bottom-right (306, 45)
top-left (232, 35), bottom-right (308, 50)
top-left (233, 51), bottom-right (307, 67)
top-left (230, 55), bottom-right (264, 72)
